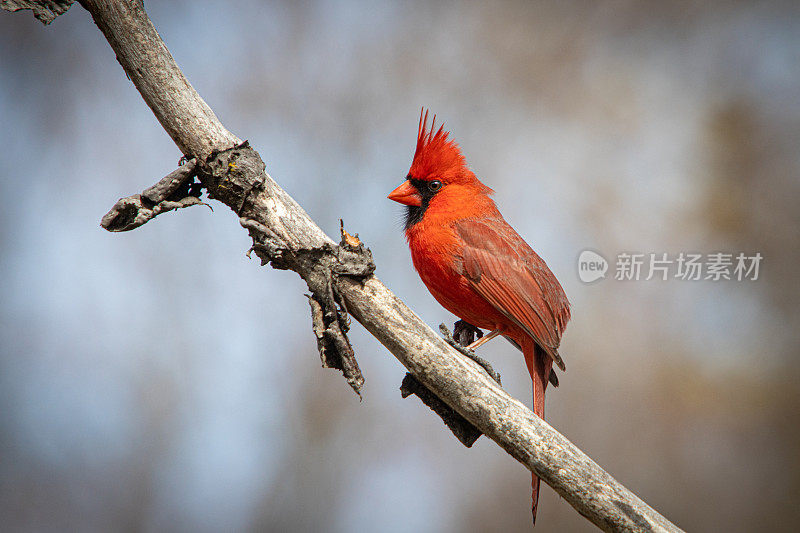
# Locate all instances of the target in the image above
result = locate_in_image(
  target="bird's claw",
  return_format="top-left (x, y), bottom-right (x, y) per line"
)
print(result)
top-left (452, 319), bottom-right (483, 346)
top-left (439, 323), bottom-right (501, 386)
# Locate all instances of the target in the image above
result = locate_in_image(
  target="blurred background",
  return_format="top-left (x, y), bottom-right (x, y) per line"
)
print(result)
top-left (1, 1), bottom-right (799, 531)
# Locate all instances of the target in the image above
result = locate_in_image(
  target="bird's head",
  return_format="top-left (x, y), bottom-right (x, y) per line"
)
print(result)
top-left (388, 109), bottom-right (493, 229)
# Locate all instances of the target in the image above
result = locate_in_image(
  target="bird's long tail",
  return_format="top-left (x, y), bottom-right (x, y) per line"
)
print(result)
top-left (523, 337), bottom-right (553, 526)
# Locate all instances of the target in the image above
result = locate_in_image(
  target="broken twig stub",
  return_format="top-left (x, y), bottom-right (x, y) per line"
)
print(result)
top-left (100, 159), bottom-right (207, 232)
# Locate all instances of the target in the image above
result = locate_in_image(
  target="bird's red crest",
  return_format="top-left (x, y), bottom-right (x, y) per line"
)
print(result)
top-left (409, 109), bottom-right (468, 183)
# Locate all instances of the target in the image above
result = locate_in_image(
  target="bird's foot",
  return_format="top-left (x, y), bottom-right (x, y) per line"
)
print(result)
top-left (452, 319), bottom-right (483, 346)
top-left (439, 323), bottom-right (501, 386)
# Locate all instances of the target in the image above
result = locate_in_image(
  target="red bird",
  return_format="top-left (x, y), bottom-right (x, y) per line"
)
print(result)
top-left (388, 110), bottom-right (570, 524)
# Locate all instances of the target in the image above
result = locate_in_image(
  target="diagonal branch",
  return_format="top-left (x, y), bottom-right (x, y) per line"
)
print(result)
top-left (5, 1), bottom-right (684, 531)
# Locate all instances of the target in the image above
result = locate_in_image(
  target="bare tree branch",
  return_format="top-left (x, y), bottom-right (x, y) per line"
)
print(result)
top-left (4, 1), bottom-right (684, 531)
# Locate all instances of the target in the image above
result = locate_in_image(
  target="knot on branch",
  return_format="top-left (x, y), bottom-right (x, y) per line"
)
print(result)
top-left (200, 141), bottom-right (265, 215)
top-left (242, 217), bottom-right (375, 396)
top-left (100, 158), bottom-right (208, 232)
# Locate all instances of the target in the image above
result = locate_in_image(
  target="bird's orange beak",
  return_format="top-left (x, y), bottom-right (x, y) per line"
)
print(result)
top-left (387, 180), bottom-right (422, 206)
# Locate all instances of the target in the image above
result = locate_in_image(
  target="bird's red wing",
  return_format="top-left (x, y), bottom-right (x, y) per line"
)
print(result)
top-left (454, 218), bottom-right (570, 371)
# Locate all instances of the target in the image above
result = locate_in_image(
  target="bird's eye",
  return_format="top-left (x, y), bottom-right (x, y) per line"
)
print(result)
top-left (428, 180), bottom-right (443, 192)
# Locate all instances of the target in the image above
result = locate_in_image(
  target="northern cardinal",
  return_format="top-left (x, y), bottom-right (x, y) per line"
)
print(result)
top-left (388, 110), bottom-right (570, 524)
